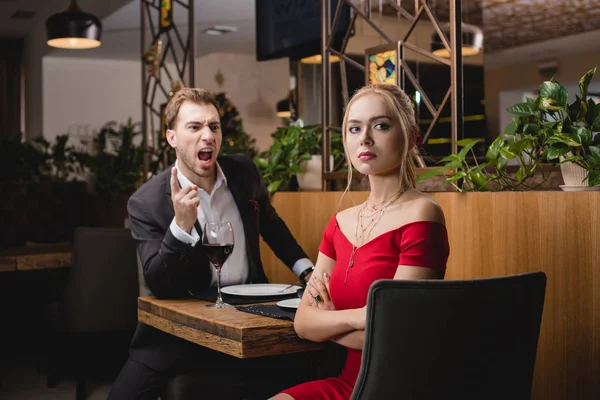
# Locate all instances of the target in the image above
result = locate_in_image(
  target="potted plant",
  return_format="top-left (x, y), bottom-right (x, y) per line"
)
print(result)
top-left (544, 67), bottom-right (600, 188)
top-left (294, 120), bottom-right (326, 191)
top-left (28, 134), bottom-right (87, 243)
top-left (75, 118), bottom-right (145, 227)
top-left (254, 122), bottom-right (309, 194)
top-left (254, 120), bottom-right (345, 194)
top-left (418, 67), bottom-right (600, 191)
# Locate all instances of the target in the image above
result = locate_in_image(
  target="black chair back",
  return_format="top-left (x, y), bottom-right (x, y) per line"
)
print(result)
top-left (351, 272), bottom-right (547, 400)
top-left (63, 227), bottom-right (139, 332)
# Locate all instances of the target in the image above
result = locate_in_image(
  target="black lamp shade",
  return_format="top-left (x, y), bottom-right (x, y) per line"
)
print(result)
top-left (46, 7), bottom-right (102, 49)
top-left (431, 23), bottom-right (483, 58)
top-left (276, 98), bottom-right (291, 118)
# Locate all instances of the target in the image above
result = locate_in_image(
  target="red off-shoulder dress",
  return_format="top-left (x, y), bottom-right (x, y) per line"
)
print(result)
top-left (281, 215), bottom-right (450, 400)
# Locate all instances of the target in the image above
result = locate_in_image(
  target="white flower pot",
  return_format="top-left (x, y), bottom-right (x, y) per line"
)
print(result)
top-left (559, 155), bottom-right (588, 186)
top-left (296, 155), bottom-right (334, 191)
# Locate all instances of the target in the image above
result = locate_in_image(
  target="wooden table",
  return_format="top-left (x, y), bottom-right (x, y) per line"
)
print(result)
top-left (138, 296), bottom-right (322, 359)
top-left (0, 244), bottom-right (72, 272)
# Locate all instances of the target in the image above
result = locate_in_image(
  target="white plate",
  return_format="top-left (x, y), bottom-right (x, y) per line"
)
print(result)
top-left (559, 185), bottom-right (600, 191)
top-left (221, 283), bottom-right (302, 297)
top-left (277, 298), bottom-right (301, 310)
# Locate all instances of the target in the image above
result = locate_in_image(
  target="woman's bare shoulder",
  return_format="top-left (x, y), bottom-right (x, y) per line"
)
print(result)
top-left (335, 205), bottom-right (361, 231)
top-left (336, 205), bottom-right (360, 221)
top-left (401, 190), bottom-right (445, 225)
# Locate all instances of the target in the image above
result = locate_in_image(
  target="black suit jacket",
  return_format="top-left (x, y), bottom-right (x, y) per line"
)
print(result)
top-left (127, 154), bottom-right (308, 370)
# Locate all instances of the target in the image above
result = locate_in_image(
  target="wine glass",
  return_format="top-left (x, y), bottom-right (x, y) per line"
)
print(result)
top-left (202, 221), bottom-right (234, 309)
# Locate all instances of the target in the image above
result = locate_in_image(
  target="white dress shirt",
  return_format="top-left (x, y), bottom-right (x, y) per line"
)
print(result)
top-left (169, 161), bottom-right (313, 286)
top-left (169, 160), bottom-right (248, 286)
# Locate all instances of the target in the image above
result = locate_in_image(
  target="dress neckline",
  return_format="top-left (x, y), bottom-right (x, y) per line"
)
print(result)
top-left (334, 218), bottom-right (446, 249)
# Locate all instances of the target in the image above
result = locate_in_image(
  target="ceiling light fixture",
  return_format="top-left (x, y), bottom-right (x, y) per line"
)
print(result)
top-left (276, 98), bottom-right (291, 118)
top-left (300, 54), bottom-right (341, 64)
top-left (46, 0), bottom-right (102, 49)
top-left (431, 23), bottom-right (483, 58)
top-left (202, 26), bottom-right (238, 36)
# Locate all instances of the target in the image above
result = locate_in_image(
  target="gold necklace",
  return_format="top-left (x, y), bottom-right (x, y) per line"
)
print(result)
top-left (366, 188), bottom-right (402, 212)
top-left (344, 188), bottom-right (404, 285)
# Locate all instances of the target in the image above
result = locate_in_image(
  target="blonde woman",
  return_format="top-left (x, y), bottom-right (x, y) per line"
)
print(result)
top-left (272, 84), bottom-right (450, 400)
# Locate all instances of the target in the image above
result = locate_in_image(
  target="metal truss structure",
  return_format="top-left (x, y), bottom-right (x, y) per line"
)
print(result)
top-left (319, 0), bottom-right (464, 190)
top-left (140, 0), bottom-right (195, 178)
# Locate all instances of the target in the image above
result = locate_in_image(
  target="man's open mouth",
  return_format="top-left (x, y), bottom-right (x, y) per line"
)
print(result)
top-left (198, 149), bottom-right (213, 162)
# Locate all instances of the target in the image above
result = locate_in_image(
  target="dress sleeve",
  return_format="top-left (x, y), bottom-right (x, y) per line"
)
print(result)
top-left (397, 221), bottom-right (449, 273)
top-left (318, 215), bottom-right (338, 260)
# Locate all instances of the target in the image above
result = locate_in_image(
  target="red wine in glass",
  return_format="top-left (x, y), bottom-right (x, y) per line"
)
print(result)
top-left (203, 243), bottom-right (234, 270)
top-left (202, 222), bottom-right (234, 309)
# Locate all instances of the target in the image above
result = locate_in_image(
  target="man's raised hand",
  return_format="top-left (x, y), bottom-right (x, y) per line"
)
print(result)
top-left (170, 167), bottom-right (199, 234)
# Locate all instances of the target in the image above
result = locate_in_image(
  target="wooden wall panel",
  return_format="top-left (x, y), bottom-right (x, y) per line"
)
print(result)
top-left (260, 191), bottom-right (600, 400)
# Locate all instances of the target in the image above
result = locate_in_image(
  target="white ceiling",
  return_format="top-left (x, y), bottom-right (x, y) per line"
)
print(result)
top-left (48, 0), bottom-right (256, 60)
top-left (0, 0), bottom-right (133, 37)
top-left (2, 0), bottom-right (600, 68)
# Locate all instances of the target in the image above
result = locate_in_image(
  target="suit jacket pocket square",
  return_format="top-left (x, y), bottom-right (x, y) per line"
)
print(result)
top-left (248, 199), bottom-right (259, 212)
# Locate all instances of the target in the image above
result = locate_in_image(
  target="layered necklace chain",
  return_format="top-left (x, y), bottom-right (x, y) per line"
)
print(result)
top-left (344, 188), bottom-right (405, 285)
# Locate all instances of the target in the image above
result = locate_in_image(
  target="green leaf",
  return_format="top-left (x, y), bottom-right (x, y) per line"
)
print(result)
top-left (503, 116), bottom-right (520, 135)
top-left (496, 157), bottom-right (505, 170)
top-left (457, 139), bottom-right (480, 162)
top-left (560, 155), bottom-right (584, 164)
top-left (522, 123), bottom-right (540, 135)
top-left (541, 98), bottom-right (564, 111)
top-left (587, 145), bottom-right (600, 165)
top-left (589, 170), bottom-right (600, 186)
top-left (546, 134), bottom-right (582, 147)
top-left (456, 138), bottom-right (480, 147)
top-left (517, 166), bottom-right (526, 182)
top-left (416, 168), bottom-right (446, 182)
top-left (416, 161), bottom-right (461, 182)
top-left (592, 103), bottom-right (600, 131)
top-left (444, 172), bottom-right (467, 184)
top-left (545, 145), bottom-right (570, 160)
top-left (540, 81), bottom-right (568, 110)
top-left (468, 167), bottom-right (488, 190)
top-left (267, 180), bottom-right (282, 193)
top-left (532, 96), bottom-right (542, 112)
top-left (509, 137), bottom-right (535, 155)
top-left (506, 103), bottom-right (535, 116)
top-left (568, 95), bottom-right (583, 121)
top-left (499, 146), bottom-right (518, 159)
top-left (254, 157), bottom-right (268, 169)
top-left (579, 67), bottom-right (597, 101)
top-left (569, 126), bottom-right (592, 145)
top-left (439, 154), bottom-right (459, 163)
top-left (486, 136), bottom-right (503, 161)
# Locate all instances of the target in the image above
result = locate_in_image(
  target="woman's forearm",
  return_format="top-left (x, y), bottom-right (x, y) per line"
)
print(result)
top-left (331, 330), bottom-right (364, 350)
top-left (294, 306), bottom-right (361, 342)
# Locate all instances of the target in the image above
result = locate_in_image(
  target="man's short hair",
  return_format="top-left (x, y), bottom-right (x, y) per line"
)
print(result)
top-left (165, 88), bottom-right (218, 129)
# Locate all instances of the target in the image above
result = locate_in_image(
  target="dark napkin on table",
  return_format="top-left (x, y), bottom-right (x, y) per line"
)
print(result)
top-left (188, 287), bottom-right (297, 305)
top-left (235, 304), bottom-right (296, 321)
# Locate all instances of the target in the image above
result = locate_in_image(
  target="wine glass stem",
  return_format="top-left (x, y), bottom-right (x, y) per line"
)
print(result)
top-left (215, 267), bottom-right (223, 304)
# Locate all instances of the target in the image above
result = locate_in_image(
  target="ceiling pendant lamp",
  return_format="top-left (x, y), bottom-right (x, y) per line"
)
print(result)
top-left (431, 23), bottom-right (483, 58)
top-left (300, 54), bottom-right (341, 64)
top-left (276, 98), bottom-right (292, 118)
top-left (46, 0), bottom-right (102, 49)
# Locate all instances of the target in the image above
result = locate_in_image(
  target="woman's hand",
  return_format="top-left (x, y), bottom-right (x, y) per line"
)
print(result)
top-left (305, 273), bottom-right (336, 310)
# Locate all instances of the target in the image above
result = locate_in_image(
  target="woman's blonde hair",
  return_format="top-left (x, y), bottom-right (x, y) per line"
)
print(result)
top-left (341, 83), bottom-right (418, 200)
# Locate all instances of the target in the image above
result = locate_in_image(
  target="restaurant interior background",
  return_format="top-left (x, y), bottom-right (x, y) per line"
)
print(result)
top-left (1, 0), bottom-right (600, 399)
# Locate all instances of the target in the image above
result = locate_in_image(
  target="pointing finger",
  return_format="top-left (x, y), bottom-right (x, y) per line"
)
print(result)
top-left (170, 167), bottom-right (180, 195)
